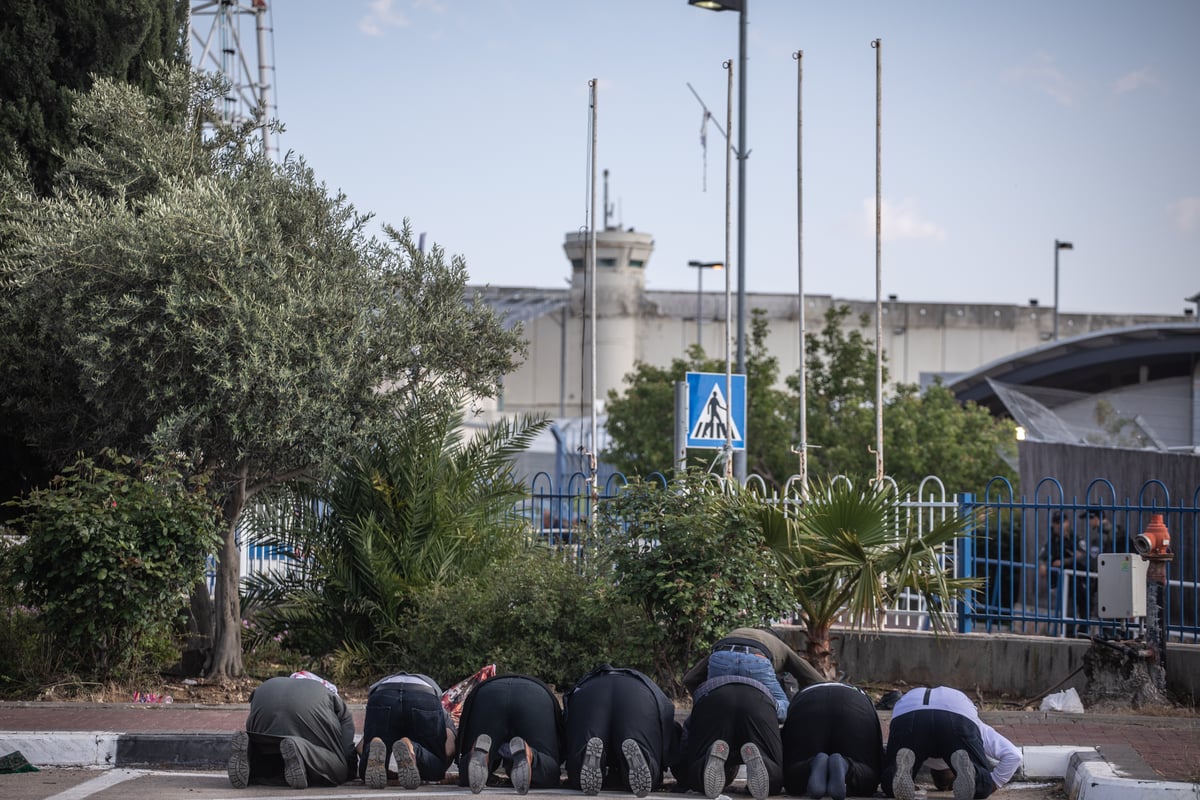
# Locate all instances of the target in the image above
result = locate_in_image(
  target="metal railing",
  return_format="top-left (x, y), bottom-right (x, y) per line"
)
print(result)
top-left (509, 472), bottom-right (1200, 643)
top-left (225, 471), bottom-right (1200, 643)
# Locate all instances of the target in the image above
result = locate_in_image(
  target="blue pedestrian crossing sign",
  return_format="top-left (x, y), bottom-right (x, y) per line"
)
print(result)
top-left (686, 372), bottom-right (746, 451)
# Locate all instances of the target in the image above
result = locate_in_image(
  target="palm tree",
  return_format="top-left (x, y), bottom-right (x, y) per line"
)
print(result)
top-left (240, 400), bottom-right (548, 678)
top-left (761, 478), bottom-right (979, 679)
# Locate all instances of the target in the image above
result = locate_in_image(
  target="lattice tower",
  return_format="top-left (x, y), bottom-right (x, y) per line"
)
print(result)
top-left (189, 0), bottom-right (278, 159)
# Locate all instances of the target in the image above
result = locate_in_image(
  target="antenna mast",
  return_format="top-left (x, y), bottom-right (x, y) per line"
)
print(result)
top-left (189, 0), bottom-right (278, 159)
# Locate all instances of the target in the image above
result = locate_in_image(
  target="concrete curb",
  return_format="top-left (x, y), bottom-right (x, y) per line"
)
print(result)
top-left (3, 733), bottom-right (1198, 798)
top-left (0, 731), bottom-right (230, 769)
top-left (1064, 750), bottom-right (1200, 800)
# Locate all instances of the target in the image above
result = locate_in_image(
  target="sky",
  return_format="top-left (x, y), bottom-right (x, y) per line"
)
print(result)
top-left (200, 0), bottom-right (1198, 317)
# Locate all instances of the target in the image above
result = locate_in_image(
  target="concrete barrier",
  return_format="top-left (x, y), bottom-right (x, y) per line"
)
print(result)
top-left (773, 626), bottom-right (1199, 702)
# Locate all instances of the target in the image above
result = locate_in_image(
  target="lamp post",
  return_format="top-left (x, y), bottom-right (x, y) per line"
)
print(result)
top-left (1053, 239), bottom-right (1073, 341)
top-left (688, 261), bottom-right (724, 349)
top-left (689, 0), bottom-right (747, 481)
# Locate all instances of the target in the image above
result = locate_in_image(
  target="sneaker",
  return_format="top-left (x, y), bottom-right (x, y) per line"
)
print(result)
top-left (580, 736), bottom-right (604, 795)
top-left (622, 738), bottom-right (652, 798)
top-left (702, 739), bottom-right (730, 799)
top-left (468, 734), bottom-right (492, 794)
top-left (394, 736), bottom-right (420, 789)
top-left (826, 752), bottom-right (847, 800)
top-left (279, 737), bottom-right (308, 790)
top-left (740, 743), bottom-right (769, 800)
top-left (891, 748), bottom-right (916, 800)
top-left (804, 752), bottom-right (828, 799)
top-left (951, 749), bottom-right (977, 800)
top-left (509, 736), bottom-right (532, 795)
top-left (227, 730), bottom-right (250, 789)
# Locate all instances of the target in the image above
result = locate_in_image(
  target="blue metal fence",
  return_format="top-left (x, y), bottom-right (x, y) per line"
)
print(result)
top-left (511, 472), bottom-right (1200, 643)
top-left (223, 471), bottom-right (1199, 643)
top-left (962, 477), bottom-right (1198, 643)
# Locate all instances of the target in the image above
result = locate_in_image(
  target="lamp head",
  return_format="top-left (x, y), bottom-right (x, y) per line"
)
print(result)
top-left (688, 0), bottom-right (743, 11)
top-left (1056, 240), bottom-right (1074, 251)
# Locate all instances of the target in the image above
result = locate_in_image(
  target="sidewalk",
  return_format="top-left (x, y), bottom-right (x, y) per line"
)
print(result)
top-left (0, 702), bottom-right (1196, 797)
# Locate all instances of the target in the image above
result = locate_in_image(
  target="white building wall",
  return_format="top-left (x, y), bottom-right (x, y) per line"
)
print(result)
top-left (493, 290), bottom-right (1188, 421)
top-left (486, 227), bottom-right (1190, 421)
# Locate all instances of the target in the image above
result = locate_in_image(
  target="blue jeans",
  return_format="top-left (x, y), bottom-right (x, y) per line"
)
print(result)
top-left (708, 650), bottom-right (789, 721)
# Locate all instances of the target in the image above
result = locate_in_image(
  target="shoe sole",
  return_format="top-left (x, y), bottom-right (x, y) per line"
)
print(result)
top-left (364, 737), bottom-right (387, 789)
top-left (227, 730), bottom-right (250, 789)
top-left (740, 743), bottom-right (769, 800)
top-left (623, 738), bottom-right (652, 798)
top-left (510, 736), bottom-right (531, 795)
top-left (395, 737), bottom-right (420, 789)
top-left (702, 739), bottom-right (730, 799)
top-left (469, 734), bottom-right (492, 794)
top-left (280, 737), bottom-right (308, 790)
top-left (892, 748), bottom-right (916, 800)
top-left (580, 737), bottom-right (604, 795)
top-left (951, 749), bottom-right (977, 800)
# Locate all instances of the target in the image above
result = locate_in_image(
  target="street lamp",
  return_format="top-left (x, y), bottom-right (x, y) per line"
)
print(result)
top-left (688, 261), bottom-right (724, 349)
top-left (689, 0), bottom-right (747, 480)
top-left (1053, 239), bottom-right (1073, 341)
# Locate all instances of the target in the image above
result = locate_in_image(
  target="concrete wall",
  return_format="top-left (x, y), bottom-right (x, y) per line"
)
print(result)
top-left (490, 284), bottom-right (1188, 419)
top-left (770, 627), bottom-right (1199, 704)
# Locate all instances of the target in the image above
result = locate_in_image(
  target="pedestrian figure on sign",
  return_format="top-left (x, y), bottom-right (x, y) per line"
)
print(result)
top-left (702, 392), bottom-right (727, 439)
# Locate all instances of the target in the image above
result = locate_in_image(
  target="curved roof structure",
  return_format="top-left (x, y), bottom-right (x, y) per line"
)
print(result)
top-left (948, 323), bottom-right (1200, 417)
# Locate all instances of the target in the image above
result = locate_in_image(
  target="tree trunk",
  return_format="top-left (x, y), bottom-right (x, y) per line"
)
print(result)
top-left (205, 492), bottom-right (247, 680)
top-left (178, 579), bottom-right (214, 677)
top-left (805, 622), bottom-right (837, 680)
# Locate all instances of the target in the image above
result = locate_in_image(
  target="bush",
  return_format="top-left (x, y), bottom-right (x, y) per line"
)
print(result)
top-left (3, 450), bottom-right (221, 681)
top-left (0, 569), bottom-right (58, 698)
top-left (389, 548), bottom-right (655, 691)
top-left (595, 470), bottom-right (794, 695)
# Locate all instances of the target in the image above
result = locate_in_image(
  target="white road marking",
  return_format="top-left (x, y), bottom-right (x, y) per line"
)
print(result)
top-left (46, 768), bottom-right (146, 799)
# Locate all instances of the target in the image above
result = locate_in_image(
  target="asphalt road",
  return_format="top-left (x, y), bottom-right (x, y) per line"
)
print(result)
top-left (1, 770), bottom-right (1067, 800)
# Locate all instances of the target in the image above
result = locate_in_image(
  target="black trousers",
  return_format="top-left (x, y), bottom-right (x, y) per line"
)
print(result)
top-left (782, 683), bottom-right (883, 797)
top-left (673, 682), bottom-right (783, 795)
top-left (563, 667), bottom-right (677, 792)
top-left (455, 674), bottom-right (563, 789)
top-left (358, 682), bottom-right (450, 781)
top-left (881, 709), bottom-right (997, 799)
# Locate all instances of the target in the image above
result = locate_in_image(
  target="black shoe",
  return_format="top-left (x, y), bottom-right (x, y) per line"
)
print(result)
top-left (509, 736), bottom-right (532, 795)
top-left (227, 730), bottom-right (250, 789)
top-left (280, 737), bottom-right (308, 790)
top-left (623, 738), bottom-right (652, 798)
top-left (702, 739), bottom-right (730, 798)
top-left (740, 743), bottom-right (769, 800)
top-left (581, 737), bottom-right (604, 796)
top-left (468, 734), bottom-right (492, 794)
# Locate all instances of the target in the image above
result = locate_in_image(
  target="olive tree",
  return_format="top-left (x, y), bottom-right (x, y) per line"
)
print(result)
top-left (0, 66), bottom-right (525, 680)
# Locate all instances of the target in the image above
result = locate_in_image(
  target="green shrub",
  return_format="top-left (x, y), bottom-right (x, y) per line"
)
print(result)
top-left (0, 581), bottom-right (57, 698)
top-left (4, 450), bottom-right (221, 681)
top-left (595, 470), bottom-right (794, 695)
top-left (390, 548), bottom-right (655, 691)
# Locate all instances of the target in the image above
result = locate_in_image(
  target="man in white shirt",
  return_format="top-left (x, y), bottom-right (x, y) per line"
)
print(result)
top-left (882, 686), bottom-right (1021, 800)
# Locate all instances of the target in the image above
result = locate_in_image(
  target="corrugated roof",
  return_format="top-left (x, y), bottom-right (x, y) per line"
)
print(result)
top-left (466, 286), bottom-right (569, 331)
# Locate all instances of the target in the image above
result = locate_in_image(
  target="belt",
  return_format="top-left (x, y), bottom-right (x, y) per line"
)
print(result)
top-left (713, 644), bottom-right (766, 657)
